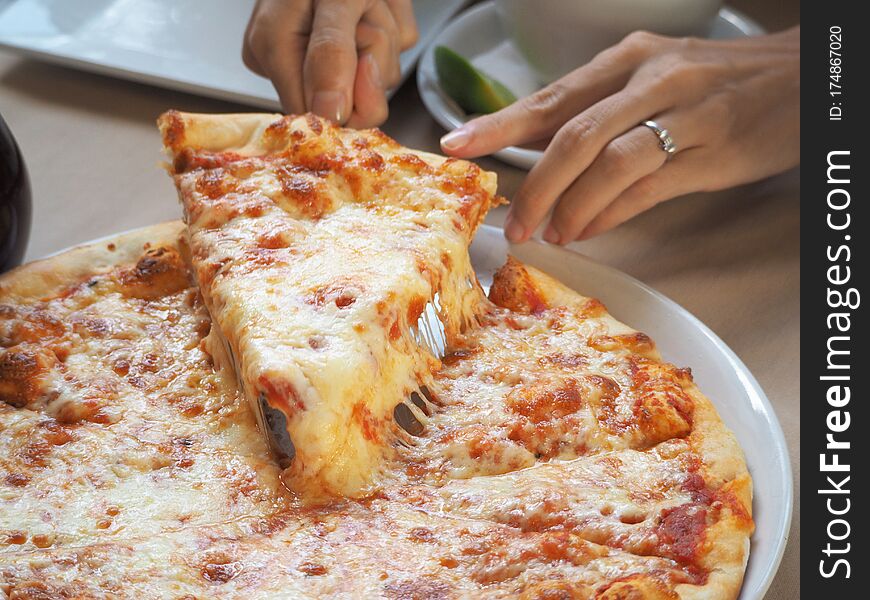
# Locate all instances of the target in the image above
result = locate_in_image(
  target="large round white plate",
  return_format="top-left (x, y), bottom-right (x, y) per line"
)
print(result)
top-left (471, 225), bottom-right (791, 600)
top-left (418, 1), bottom-right (765, 169)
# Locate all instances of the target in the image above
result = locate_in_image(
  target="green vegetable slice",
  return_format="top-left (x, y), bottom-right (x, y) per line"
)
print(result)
top-left (434, 46), bottom-right (517, 115)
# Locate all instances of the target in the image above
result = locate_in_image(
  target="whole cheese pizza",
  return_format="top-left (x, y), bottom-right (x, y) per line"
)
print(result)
top-left (0, 113), bottom-right (753, 599)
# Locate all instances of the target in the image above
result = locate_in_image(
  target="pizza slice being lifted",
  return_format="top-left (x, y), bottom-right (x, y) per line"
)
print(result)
top-left (158, 111), bottom-right (502, 499)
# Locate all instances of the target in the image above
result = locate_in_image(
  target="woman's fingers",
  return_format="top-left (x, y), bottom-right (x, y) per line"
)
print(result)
top-left (542, 124), bottom-right (668, 244)
top-left (440, 42), bottom-right (644, 158)
top-left (303, 0), bottom-right (368, 123)
top-left (243, 0), bottom-right (311, 114)
top-left (345, 2), bottom-right (402, 127)
top-left (245, 0), bottom-right (406, 126)
top-left (544, 106), bottom-right (710, 243)
top-left (446, 28), bottom-right (798, 244)
top-left (504, 88), bottom-right (676, 243)
top-left (346, 53), bottom-right (390, 128)
top-left (385, 0), bottom-right (418, 50)
top-left (557, 104), bottom-right (715, 241)
top-left (358, 3), bottom-right (403, 89)
top-left (259, 37), bottom-right (309, 115)
top-left (241, 36), bottom-right (265, 77)
top-left (578, 149), bottom-right (704, 239)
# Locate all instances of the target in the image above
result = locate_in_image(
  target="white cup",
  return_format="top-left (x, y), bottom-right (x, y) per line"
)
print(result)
top-left (494, 0), bottom-right (723, 84)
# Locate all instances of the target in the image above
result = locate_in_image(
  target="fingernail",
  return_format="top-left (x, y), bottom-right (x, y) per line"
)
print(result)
top-left (503, 214), bottom-right (525, 243)
top-left (311, 91), bottom-right (346, 124)
top-left (363, 53), bottom-right (382, 90)
top-left (543, 224), bottom-right (560, 245)
top-left (440, 127), bottom-right (471, 152)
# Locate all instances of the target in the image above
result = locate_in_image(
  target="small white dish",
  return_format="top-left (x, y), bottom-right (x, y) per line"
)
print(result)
top-left (418, 1), bottom-right (765, 170)
top-left (470, 225), bottom-right (791, 600)
top-left (494, 0), bottom-right (724, 84)
top-left (0, 0), bottom-right (469, 109)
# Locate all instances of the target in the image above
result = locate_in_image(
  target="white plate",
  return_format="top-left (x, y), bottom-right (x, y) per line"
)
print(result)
top-left (44, 222), bottom-right (792, 600)
top-left (418, 1), bottom-right (765, 169)
top-left (0, 0), bottom-right (468, 109)
top-left (470, 225), bottom-right (791, 600)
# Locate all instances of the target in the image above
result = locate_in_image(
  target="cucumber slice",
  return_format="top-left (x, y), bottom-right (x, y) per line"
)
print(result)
top-left (434, 46), bottom-right (517, 115)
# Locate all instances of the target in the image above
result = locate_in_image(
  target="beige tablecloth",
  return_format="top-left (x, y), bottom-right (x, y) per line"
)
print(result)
top-left (0, 1), bottom-right (799, 595)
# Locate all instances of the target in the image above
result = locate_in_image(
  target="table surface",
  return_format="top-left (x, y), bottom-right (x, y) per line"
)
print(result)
top-left (0, 1), bottom-right (799, 596)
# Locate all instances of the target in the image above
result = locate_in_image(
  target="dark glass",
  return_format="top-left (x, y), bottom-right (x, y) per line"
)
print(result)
top-left (1, 113), bottom-right (32, 272)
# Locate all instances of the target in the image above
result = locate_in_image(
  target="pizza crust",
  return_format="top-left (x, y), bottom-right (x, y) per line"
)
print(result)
top-left (157, 110), bottom-right (497, 200)
top-left (159, 111), bottom-right (287, 156)
top-left (491, 256), bottom-right (658, 356)
top-left (0, 221), bottom-right (185, 302)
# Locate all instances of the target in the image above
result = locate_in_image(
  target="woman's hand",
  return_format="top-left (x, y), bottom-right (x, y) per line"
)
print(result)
top-left (440, 27), bottom-right (800, 244)
top-left (243, 0), bottom-right (418, 128)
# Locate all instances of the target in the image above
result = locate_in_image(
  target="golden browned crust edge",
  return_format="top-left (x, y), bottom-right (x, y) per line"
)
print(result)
top-left (676, 386), bottom-right (754, 600)
top-left (494, 255), bottom-right (661, 358)
top-left (156, 110), bottom-right (501, 203)
top-left (0, 221), bottom-right (185, 303)
top-left (491, 256), bottom-right (754, 600)
top-left (158, 110), bottom-right (285, 156)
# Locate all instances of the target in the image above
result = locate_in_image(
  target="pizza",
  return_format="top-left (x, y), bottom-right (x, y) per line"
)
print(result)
top-left (0, 114), bottom-right (753, 599)
top-left (158, 111), bottom-right (501, 499)
top-left (0, 234), bottom-right (753, 599)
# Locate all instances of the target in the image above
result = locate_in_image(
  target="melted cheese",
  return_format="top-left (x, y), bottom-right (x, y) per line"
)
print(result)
top-left (425, 443), bottom-right (698, 560)
top-left (0, 254), bottom-right (286, 552)
top-left (391, 303), bottom-right (696, 486)
top-left (165, 113), bottom-right (498, 498)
